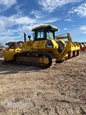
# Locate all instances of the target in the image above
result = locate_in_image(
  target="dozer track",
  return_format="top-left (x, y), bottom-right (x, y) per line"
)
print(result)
top-left (14, 51), bottom-right (52, 69)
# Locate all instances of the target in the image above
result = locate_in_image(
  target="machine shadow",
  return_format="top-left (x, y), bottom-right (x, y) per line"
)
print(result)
top-left (0, 59), bottom-right (41, 74)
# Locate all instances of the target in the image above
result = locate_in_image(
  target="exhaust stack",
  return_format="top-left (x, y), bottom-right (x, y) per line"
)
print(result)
top-left (24, 33), bottom-right (26, 42)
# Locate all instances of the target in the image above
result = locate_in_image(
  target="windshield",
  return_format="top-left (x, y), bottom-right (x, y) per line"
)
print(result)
top-left (47, 31), bottom-right (54, 39)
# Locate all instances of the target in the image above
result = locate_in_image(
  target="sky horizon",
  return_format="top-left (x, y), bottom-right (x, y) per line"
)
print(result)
top-left (0, 0), bottom-right (86, 44)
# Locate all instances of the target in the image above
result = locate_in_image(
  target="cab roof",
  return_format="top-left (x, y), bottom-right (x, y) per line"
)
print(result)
top-left (32, 24), bottom-right (58, 31)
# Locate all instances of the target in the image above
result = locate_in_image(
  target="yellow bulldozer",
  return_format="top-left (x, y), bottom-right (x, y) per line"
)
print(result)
top-left (3, 24), bottom-right (80, 68)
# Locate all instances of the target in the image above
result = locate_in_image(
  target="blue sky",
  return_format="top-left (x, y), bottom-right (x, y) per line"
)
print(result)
top-left (0, 0), bottom-right (86, 44)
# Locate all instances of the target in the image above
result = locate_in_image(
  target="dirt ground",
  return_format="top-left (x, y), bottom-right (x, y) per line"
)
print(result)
top-left (0, 51), bottom-right (86, 115)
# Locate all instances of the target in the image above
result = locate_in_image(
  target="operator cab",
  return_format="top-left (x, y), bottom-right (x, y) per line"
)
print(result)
top-left (32, 24), bottom-right (58, 41)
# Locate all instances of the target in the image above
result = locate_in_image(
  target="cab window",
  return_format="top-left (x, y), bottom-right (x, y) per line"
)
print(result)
top-left (47, 31), bottom-right (54, 39)
top-left (35, 29), bottom-right (45, 40)
top-left (37, 31), bottom-right (44, 39)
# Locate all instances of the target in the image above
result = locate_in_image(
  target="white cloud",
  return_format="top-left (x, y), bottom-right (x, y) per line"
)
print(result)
top-left (0, 0), bottom-right (61, 44)
top-left (64, 28), bottom-right (68, 30)
top-left (37, 0), bottom-right (83, 12)
top-left (0, 15), bottom-right (36, 28)
top-left (69, 3), bottom-right (86, 17)
top-left (0, 14), bottom-right (34, 43)
top-left (0, 0), bottom-right (17, 11)
top-left (31, 10), bottom-right (44, 19)
top-left (80, 25), bottom-right (86, 34)
top-left (31, 10), bottom-right (60, 22)
top-left (46, 17), bottom-right (60, 23)
top-left (64, 18), bottom-right (73, 22)
top-left (15, 5), bottom-right (23, 15)
top-left (14, 16), bottom-right (36, 25)
top-left (0, 13), bottom-right (60, 43)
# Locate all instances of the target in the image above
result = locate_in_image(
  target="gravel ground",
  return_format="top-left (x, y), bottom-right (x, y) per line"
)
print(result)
top-left (0, 51), bottom-right (86, 115)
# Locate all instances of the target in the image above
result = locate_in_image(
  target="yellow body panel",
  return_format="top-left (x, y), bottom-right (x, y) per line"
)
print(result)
top-left (32, 40), bottom-right (47, 49)
top-left (3, 48), bottom-right (21, 61)
top-left (32, 40), bottom-right (58, 49)
top-left (22, 41), bottom-right (33, 51)
top-left (3, 50), bottom-right (15, 61)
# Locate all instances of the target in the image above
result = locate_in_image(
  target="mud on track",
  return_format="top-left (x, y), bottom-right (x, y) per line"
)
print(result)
top-left (0, 51), bottom-right (86, 115)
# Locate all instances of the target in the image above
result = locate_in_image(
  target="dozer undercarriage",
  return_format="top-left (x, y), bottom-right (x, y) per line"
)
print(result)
top-left (14, 51), bottom-right (52, 69)
top-left (3, 24), bottom-right (80, 68)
